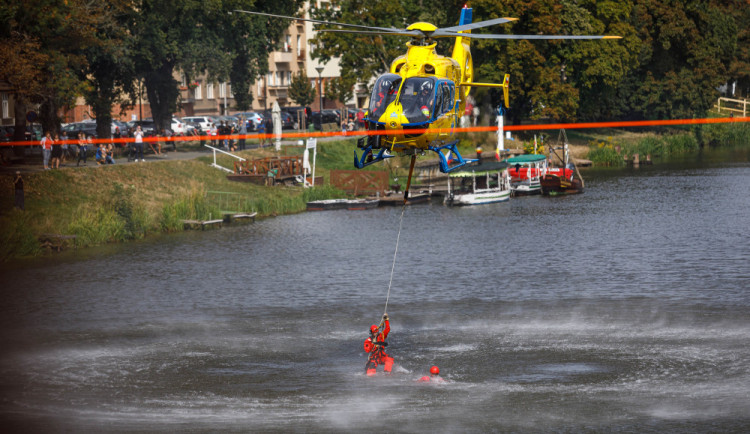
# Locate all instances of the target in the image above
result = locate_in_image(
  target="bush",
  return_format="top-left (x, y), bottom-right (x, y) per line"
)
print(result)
top-left (663, 133), bottom-right (698, 155)
top-left (587, 140), bottom-right (624, 166)
top-left (160, 190), bottom-right (221, 232)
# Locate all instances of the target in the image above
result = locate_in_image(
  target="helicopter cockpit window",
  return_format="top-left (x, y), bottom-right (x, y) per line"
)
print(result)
top-left (441, 82), bottom-right (454, 114)
top-left (369, 74), bottom-right (401, 120)
top-left (399, 77), bottom-right (437, 124)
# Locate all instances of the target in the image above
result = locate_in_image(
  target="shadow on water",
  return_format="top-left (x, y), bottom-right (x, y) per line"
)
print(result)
top-left (1, 149), bottom-right (750, 431)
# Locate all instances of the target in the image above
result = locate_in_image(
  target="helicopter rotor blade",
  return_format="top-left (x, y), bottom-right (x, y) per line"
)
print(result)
top-left (437, 17), bottom-right (517, 33)
top-left (318, 29), bottom-right (423, 38)
top-left (232, 9), bottom-right (409, 34)
top-left (434, 31), bottom-right (622, 40)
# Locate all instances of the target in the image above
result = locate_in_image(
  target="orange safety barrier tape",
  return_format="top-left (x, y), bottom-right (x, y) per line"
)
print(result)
top-left (3, 117), bottom-right (748, 147)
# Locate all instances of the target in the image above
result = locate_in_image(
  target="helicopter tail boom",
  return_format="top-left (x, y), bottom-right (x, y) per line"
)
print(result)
top-left (460, 74), bottom-right (511, 108)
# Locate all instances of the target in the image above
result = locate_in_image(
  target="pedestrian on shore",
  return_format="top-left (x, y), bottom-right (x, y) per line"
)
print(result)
top-left (133, 126), bottom-right (144, 162)
top-left (76, 132), bottom-right (88, 166)
top-left (238, 117), bottom-right (247, 150)
top-left (60, 131), bottom-right (69, 165)
top-left (13, 171), bottom-right (24, 210)
top-left (40, 132), bottom-right (53, 170)
top-left (258, 119), bottom-right (266, 147)
top-left (51, 134), bottom-right (62, 169)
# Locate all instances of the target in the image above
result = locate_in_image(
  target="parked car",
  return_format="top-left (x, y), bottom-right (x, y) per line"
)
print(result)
top-left (322, 109), bottom-right (341, 124)
top-left (0, 126), bottom-right (14, 142)
top-left (283, 106), bottom-right (311, 128)
top-left (262, 110), bottom-right (296, 130)
top-left (234, 112), bottom-right (263, 131)
top-left (62, 122), bottom-right (98, 138)
top-left (182, 116), bottom-right (216, 131)
top-left (168, 117), bottom-right (185, 135)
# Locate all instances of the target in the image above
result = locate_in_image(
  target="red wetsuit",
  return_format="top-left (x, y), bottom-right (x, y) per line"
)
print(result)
top-left (365, 320), bottom-right (391, 374)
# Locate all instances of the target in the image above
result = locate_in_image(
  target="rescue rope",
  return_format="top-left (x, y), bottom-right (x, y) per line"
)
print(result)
top-left (384, 155), bottom-right (417, 315)
top-left (384, 201), bottom-right (406, 315)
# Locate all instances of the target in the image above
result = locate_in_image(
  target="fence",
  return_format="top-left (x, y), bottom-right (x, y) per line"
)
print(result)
top-left (716, 97), bottom-right (748, 117)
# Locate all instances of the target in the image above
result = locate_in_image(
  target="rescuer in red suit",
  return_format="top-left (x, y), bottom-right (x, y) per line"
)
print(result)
top-left (364, 313), bottom-right (393, 375)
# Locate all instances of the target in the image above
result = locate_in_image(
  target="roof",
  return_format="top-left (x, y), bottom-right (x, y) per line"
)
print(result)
top-left (449, 161), bottom-right (508, 177)
top-left (504, 154), bottom-right (547, 164)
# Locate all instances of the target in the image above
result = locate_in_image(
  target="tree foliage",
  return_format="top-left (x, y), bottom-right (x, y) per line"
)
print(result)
top-left (128, 0), bottom-right (303, 131)
top-left (325, 76), bottom-right (356, 106)
top-left (289, 70), bottom-right (316, 107)
top-left (0, 0), bottom-right (104, 136)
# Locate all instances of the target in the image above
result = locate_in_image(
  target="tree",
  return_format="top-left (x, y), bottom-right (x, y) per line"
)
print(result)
top-left (325, 76), bottom-right (356, 106)
top-left (0, 0), bottom-right (103, 137)
top-left (618, 0), bottom-right (738, 120)
top-left (288, 70), bottom-right (316, 107)
top-left (129, 0), bottom-right (304, 132)
top-left (470, 0), bottom-right (639, 123)
top-left (81, 1), bottom-right (135, 139)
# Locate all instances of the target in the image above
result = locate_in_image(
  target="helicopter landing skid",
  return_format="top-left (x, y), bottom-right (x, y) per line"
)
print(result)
top-left (354, 145), bottom-right (394, 169)
top-left (429, 141), bottom-right (477, 173)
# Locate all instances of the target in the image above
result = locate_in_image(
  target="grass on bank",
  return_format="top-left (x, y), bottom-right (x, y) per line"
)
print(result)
top-left (0, 145), bottom-right (348, 259)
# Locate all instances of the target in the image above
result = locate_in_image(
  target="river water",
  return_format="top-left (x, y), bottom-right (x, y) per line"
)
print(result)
top-left (1, 149), bottom-right (749, 432)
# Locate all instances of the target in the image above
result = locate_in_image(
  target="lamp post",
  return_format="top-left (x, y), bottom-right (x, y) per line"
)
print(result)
top-left (315, 66), bottom-right (324, 112)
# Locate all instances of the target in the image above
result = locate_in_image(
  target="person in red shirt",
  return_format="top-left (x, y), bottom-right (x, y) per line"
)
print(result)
top-left (364, 313), bottom-right (393, 375)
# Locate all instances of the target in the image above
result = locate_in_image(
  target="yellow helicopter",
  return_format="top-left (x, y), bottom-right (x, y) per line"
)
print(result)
top-left (235, 7), bottom-right (618, 195)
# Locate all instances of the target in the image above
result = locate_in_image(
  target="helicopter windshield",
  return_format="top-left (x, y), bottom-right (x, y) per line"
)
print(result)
top-left (399, 77), bottom-right (437, 124)
top-left (369, 74), bottom-right (401, 120)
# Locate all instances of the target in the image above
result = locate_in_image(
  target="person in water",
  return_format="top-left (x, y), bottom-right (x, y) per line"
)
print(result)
top-left (364, 313), bottom-right (393, 376)
top-left (418, 365), bottom-right (445, 383)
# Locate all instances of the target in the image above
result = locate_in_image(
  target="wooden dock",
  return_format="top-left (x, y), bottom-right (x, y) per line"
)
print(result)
top-left (182, 212), bottom-right (257, 230)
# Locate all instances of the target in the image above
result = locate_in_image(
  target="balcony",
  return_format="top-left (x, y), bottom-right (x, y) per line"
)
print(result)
top-left (269, 86), bottom-right (288, 99)
top-left (273, 51), bottom-right (293, 64)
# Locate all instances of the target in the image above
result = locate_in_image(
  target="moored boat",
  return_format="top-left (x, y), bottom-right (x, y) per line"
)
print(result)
top-left (505, 154), bottom-right (547, 196)
top-left (541, 129), bottom-right (585, 196)
top-left (445, 161), bottom-right (511, 206)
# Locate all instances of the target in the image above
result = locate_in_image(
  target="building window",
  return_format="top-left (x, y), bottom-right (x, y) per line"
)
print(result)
top-left (207, 83), bottom-right (214, 99)
top-left (287, 71), bottom-right (292, 85)
top-left (257, 81), bottom-right (262, 95)
top-left (195, 83), bottom-right (202, 100)
top-left (1, 93), bottom-right (8, 119)
top-left (219, 82), bottom-right (226, 98)
top-left (285, 35), bottom-right (291, 52)
top-left (296, 35), bottom-right (301, 56)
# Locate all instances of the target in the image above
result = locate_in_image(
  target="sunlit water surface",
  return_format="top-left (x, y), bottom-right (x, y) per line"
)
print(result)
top-left (1, 150), bottom-right (749, 432)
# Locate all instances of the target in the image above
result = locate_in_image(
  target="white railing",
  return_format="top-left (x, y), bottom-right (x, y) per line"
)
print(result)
top-left (717, 97), bottom-right (748, 117)
top-left (204, 145), bottom-right (245, 173)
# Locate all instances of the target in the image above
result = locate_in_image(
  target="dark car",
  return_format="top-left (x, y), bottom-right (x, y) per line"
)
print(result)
top-left (322, 109), bottom-right (341, 124)
top-left (262, 110), bottom-right (296, 130)
top-left (62, 122), bottom-right (98, 138)
top-left (0, 126), bottom-right (14, 142)
top-left (282, 106), bottom-right (311, 128)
